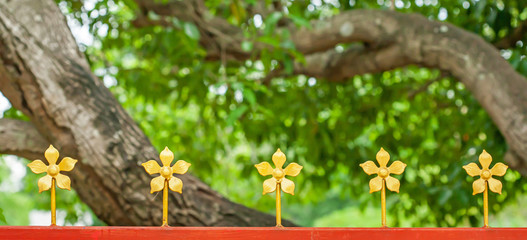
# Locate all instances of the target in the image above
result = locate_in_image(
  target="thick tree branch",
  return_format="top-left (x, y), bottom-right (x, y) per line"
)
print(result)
top-left (131, 0), bottom-right (393, 60)
top-left (296, 43), bottom-right (405, 81)
top-left (136, 1), bottom-right (527, 174)
top-left (299, 11), bottom-right (527, 174)
top-left (0, 118), bottom-right (48, 160)
top-left (131, 0), bottom-right (527, 174)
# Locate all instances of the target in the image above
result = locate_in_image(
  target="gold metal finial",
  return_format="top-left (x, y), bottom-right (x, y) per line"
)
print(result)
top-left (360, 147), bottom-right (406, 227)
top-left (142, 146), bottom-right (191, 227)
top-left (463, 150), bottom-right (508, 228)
top-left (27, 145), bottom-right (78, 226)
top-left (255, 148), bottom-right (303, 227)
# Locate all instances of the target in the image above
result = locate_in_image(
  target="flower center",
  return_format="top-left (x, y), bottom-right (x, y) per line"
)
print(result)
top-left (47, 165), bottom-right (59, 176)
top-left (481, 170), bottom-right (491, 180)
top-left (161, 166), bottom-right (172, 178)
top-left (273, 168), bottom-right (285, 179)
top-left (379, 167), bottom-right (389, 178)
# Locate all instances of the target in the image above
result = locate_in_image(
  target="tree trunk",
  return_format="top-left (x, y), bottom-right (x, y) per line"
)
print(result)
top-left (0, 0), bottom-right (289, 226)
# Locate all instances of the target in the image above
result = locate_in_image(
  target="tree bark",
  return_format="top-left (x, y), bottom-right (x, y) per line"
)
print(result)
top-left (0, 0), bottom-right (290, 227)
top-left (0, 118), bottom-right (49, 160)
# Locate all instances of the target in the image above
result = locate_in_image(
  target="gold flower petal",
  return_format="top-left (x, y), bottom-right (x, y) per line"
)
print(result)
top-left (142, 160), bottom-right (161, 175)
top-left (255, 162), bottom-right (274, 176)
top-left (376, 148), bottom-right (390, 167)
top-left (172, 160), bottom-right (191, 175)
top-left (284, 163), bottom-right (303, 177)
top-left (388, 161), bottom-right (406, 175)
top-left (55, 173), bottom-right (71, 190)
top-left (272, 148), bottom-right (286, 169)
top-left (472, 178), bottom-right (486, 195)
top-left (45, 145), bottom-right (59, 165)
top-left (168, 177), bottom-right (183, 193)
top-left (262, 177), bottom-right (277, 195)
top-left (27, 160), bottom-right (48, 174)
top-left (160, 147), bottom-right (174, 167)
top-left (369, 176), bottom-right (383, 193)
top-left (488, 178), bottom-right (503, 194)
top-left (478, 150), bottom-right (492, 170)
top-left (38, 175), bottom-right (53, 193)
top-left (150, 176), bottom-right (165, 193)
top-left (360, 161), bottom-right (379, 175)
top-left (281, 178), bottom-right (296, 195)
top-left (463, 163), bottom-right (482, 177)
top-left (385, 176), bottom-right (400, 193)
top-left (58, 157), bottom-right (77, 172)
top-left (490, 162), bottom-right (508, 177)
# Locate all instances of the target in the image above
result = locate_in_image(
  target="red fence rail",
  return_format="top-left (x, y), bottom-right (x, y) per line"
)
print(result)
top-left (1, 227), bottom-right (527, 240)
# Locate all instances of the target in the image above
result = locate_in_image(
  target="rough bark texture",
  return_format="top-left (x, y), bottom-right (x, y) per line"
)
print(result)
top-left (0, 118), bottom-right (49, 160)
top-left (0, 0), bottom-right (290, 227)
top-left (0, 0), bottom-right (527, 226)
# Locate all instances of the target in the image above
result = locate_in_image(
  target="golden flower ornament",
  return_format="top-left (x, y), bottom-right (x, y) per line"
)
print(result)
top-left (463, 150), bottom-right (508, 227)
top-left (255, 148), bottom-right (303, 195)
top-left (27, 145), bottom-right (77, 193)
top-left (463, 150), bottom-right (508, 195)
top-left (142, 146), bottom-right (191, 194)
top-left (360, 147), bottom-right (406, 193)
top-left (255, 148), bottom-right (303, 227)
top-left (27, 145), bottom-right (78, 226)
top-left (142, 146), bottom-right (191, 226)
top-left (360, 147), bottom-right (406, 227)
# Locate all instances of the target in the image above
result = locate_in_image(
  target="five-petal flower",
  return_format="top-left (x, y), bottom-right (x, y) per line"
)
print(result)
top-left (255, 148), bottom-right (303, 195)
top-left (463, 150), bottom-right (508, 195)
top-left (360, 147), bottom-right (406, 193)
top-left (142, 147), bottom-right (191, 194)
top-left (27, 145), bottom-right (77, 193)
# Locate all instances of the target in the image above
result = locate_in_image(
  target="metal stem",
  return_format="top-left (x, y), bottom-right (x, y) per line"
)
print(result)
top-left (276, 183), bottom-right (282, 227)
top-left (162, 180), bottom-right (168, 227)
top-left (51, 178), bottom-right (56, 226)
top-left (381, 179), bottom-right (386, 227)
top-left (484, 184), bottom-right (489, 228)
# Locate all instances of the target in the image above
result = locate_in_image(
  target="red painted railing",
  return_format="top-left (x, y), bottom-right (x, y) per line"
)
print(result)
top-left (1, 227), bottom-right (527, 240)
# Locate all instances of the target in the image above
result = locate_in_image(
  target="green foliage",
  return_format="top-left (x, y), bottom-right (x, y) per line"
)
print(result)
top-left (1, 0), bottom-right (527, 227)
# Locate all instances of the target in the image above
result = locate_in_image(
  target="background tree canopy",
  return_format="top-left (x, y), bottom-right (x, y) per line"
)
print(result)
top-left (0, 0), bottom-right (527, 227)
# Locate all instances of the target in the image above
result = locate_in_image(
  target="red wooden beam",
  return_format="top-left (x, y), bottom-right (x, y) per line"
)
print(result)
top-left (1, 227), bottom-right (526, 240)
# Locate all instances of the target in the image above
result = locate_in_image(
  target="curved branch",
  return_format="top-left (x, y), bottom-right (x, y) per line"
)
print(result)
top-left (132, 1), bottom-right (527, 173)
top-left (298, 10), bottom-right (527, 174)
top-left (0, 118), bottom-right (48, 160)
top-left (131, 1), bottom-right (394, 60)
